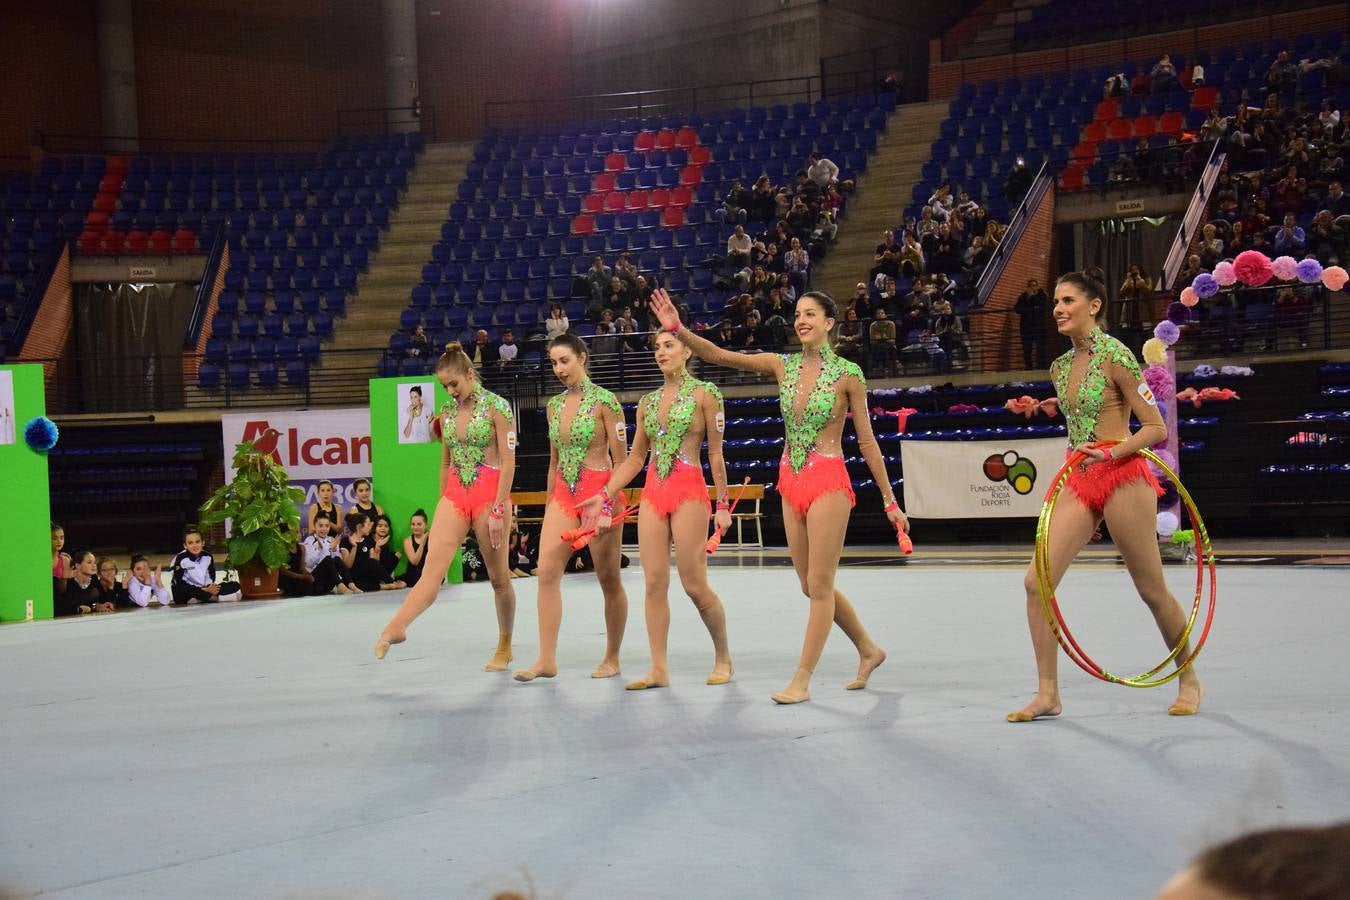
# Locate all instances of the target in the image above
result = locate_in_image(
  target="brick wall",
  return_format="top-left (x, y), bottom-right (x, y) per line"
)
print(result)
top-left (18, 246), bottom-right (76, 382)
top-left (929, 5), bottom-right (1350, 99)
top-left (415, 0), bottom-right (574, 140)
top-left (183, 244), bottom-right (230, 380)
top-left (0, 1), bottom-right (102, 163)
top-left (970, 189), bottom-right (1056, 373)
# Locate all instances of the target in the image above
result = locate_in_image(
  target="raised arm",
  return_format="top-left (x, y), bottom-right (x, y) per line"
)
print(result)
top-left (649, 287), bottom-right (783, 378)
top-left (846, 374), bottom-right (909, 533)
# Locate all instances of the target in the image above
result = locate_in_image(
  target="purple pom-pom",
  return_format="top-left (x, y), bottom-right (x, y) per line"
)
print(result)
top-left (1166, 301), bottom-right (1190, 325)
top-left (1296, 258), bottom-right (1324, 284)
top-left (1156, 477), bottom-right (1179, 507)
top-left (1192, 273), bottom-right (1219, 299)
top-left (1154, 320), bottom-right (1181, 345)
top-left (1271, 255), bottom-right (1298, 281)
top-left (1143, 364), bottom-right (1174, 408)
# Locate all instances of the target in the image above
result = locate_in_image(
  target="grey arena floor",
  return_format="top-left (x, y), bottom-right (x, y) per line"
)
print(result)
top-left (2, 561), bottom-right (1348, 899)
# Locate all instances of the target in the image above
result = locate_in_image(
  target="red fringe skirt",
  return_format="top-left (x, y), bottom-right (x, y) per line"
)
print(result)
top-left (777, 453), bottom-right (856, 519)
top-left (1064, 442), bottom-right (1163, 515)
top-left (550, 466), bottom-right (611, 518)
top-left (443, 465), bottom-right (501, 521)
top-left (642, 460), bottom-right (710, 519)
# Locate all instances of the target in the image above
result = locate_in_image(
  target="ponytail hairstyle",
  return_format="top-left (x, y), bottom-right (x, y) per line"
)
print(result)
top-left (549, 332), bottom-right (590, 368)
top-left (1056, 266), bottom-right (1108, 321)
top-left (796, 290), bottom-right (840, 342)
top-left (436, 341), bottom-right (474, 377)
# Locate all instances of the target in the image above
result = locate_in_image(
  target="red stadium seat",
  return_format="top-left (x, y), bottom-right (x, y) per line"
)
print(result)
top-left (148, 230), bottom-right (172, 253)
top-left (679, 165), bottom-right (702, 186)
top-left (125, 229), bottom-right (149, 252)
top-left (654, 129), bottom-right (676, 150)
top-left (102, 230), bottom-right (129, 254)
top-left (583, 194), bottom-right (604, 214)
top-left (1190, 87), bottom-right (1217, 110)
top-left (604, 192), bottom-right (626, 212)
top-left (634, 132), bottom-right (655, 152)
top-left (1082, 122), bottom-right (1107, 143)
top-left (1094, 99), bottom-right (1119, 122)
top-left (171, 229), bottom-right (197, 252)
top-left (1071, 142), bottom-right (1097, 163)
top-left (676, 127), bottom-right (698, 149)
top-left (78, 233), bottom-right (103, 254)
top-left (1133, 116), bottom-right (1157, 138)
top-left (1059, 166), bottom-right (1085, 190)
top-left (86, 211), bottom-right (110, 228)
top-left (669, 186), bottom-right (692, 208)
top-left (92, 193), bottom-right (117, 212)
top-left (689, 145), bottom-right (711, 166)
top-left (661, 207), bottom-right (684, 227)
top-left (648, 188), bottom-right (670, 208)
top-left (1107, 119), bottom-right (1133, 140)
top-left (594, 172), bottom-right (616, 192)
top-left (625, 190), bottom-right (649, 210)
top-left (604, 152), bottom-right (626, 173)
top-left (104, 155), bottom-right (128, 175)
top-left (1159, 111), bottom-right (1184, 134)
top-left (572, 214), bottom-right (594, 235)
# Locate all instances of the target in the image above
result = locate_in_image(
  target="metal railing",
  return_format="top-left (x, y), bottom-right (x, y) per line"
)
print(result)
top-left (33, 296), bottom-right (1350, 417)
top-left (336, 105), bottom-right (436, 142)
top-left (973, 159), bottom-right (1051, 308)
top-left (1158, 140), bottom-right (1226, 291)
top-left (818, 44), bottom-right (907, 100)
top-left (183, 229), bottom-right (228, 351)
top-left (31, 130), bottom-right (331, 156)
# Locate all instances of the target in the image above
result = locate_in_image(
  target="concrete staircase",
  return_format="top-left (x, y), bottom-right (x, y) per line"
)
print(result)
top-left (324, 141), bottom-right (474, 368)
top-left (812, 100), bottom-right (950, 306)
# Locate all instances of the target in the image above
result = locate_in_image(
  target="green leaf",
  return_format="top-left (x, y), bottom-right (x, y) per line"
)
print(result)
top-left (228, 531), bottom-right (261, 567)
top-left (258, 530), bottom-right (291, 569)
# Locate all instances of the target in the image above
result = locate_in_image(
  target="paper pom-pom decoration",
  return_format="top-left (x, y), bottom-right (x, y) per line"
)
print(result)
top-left (1192, 273), bottom-right (1219, 298)
top-left (1157, 476), bottom-right (1179, 508)
top-left (24, 416), bottom-right (59, 452)
top-left (1142, 338), bottom-right (1168, 365)
top-left (1296, 258), bottom-right (1323, 284)
top-left (1233, 249), bottom-right (1273, 286)
top-left (1156, 510), bottom-right (1180, 537)
top-left (1144, 364), bottom-right (1175, 408)
top-left (1323, 266), bottom-right (1349, 292)
top-left (1270, 255), bottom-right (1298, 281)
top-left (1166, 301), bottom-right (1190, 325)
top-left (1212, 260), bottom-right (1236, 286)
top-left (1180, 286), bottom-right (1199, 307)
top-left (1154, 320), bottom-right (1181, 345)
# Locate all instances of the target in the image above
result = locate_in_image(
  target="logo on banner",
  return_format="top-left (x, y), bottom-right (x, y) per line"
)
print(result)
top-left (240, 418), bottom-right (370, 468)
top-left (983, 450), bottom-right (1039, 495)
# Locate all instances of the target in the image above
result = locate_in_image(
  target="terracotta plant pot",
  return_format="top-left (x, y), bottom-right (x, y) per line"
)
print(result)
top-left (238, 562), bottom-right (282, 600)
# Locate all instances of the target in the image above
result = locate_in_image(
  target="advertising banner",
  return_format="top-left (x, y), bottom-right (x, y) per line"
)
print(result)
top-left (901, 438), bottom-right (1066, 518)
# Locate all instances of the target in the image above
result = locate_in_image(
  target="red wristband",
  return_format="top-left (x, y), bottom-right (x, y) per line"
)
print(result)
top-left (664, 322), bottom-right (681, 334)
top-left (1102, 446), bottom-right (1113, 461)
top-left (882, 501), bottom-right (900, 514)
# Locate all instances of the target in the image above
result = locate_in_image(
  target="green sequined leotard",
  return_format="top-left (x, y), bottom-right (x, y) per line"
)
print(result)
top-left (779, 344), bottom-right (864, 473)
top-left (1051, 326), bottom-right (1144, 447)
top-left (440, 386), bottom-right (514, 487)
top-left (547, 379), bottom-right (624, 489)
top-left (641, 373), bottom-right (722, 479)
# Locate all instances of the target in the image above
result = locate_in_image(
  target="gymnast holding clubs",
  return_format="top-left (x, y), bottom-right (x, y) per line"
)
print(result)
top-left (514, 332), bottom-right (631, 683)
top-left (1007, 268), bottom-right (1203, 723)
top-left (649, 286), bottom-right (905, 705)
top-left (374, 341), bottom-right (520, 671)
top-left (579, 327), bottom-right (735, 690)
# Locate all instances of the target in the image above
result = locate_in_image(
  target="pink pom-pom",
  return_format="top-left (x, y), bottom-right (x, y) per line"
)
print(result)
top-left (1212, 260), bottom-right (1236, 286)
top-left (1180, 286), bottom-right (1199, 307)
top-left (1323, 266), bottom-right (1349, 292)
top-left (1233, 249), bottom-right (1273, 287)
top-left (1270, 255), bottom-right (1298, 281)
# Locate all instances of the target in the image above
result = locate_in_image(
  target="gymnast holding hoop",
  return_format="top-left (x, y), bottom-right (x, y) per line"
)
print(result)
top-left (580, 327), bottom-right (735, 690)
top-left (1007, 269), bottom-right (1203, 722)
top-left (650, 287), bottom-right (904, 705)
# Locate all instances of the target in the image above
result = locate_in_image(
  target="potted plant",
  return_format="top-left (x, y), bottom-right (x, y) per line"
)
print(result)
top-left (199, 436), bottom-right (305, 599)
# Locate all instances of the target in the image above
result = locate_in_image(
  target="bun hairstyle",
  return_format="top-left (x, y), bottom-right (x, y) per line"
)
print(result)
top-left (1056, 267), bottom-right (1108, 320)
top-left (437, 340), bottom-right (473, 375)
top-left (799, 290), bottom-right (839, 321)
top-left (549, 332), bottom-right (590, 366)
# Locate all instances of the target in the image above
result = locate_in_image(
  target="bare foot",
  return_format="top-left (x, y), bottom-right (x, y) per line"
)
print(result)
top-left (484, 648), bottom-right (513, 672)
top-left (374, 625), bottom-right (407, 660)
top-left (625, 672), bottom-right (669, 690)
top-left (335, 583), bottom-right (352, 595)
top-left (591, 659), bottom-right (621, 679)
top-left (845, 646), bottom-right (887, 690)
top-left (706, 662), bottom-right (734, 686)
top-left (1006, 693), bottom-right (1062, 722)
top-left (513, 663), bottom-right (557, 682)
top-left (1168, 681), bottom-right (1204, 716)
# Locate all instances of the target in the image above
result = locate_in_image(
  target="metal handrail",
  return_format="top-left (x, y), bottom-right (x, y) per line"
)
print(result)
top-left (1157, 140), bottom-right (1226, 291)
top-left (335, 105), bottom-right (436, 142)
top-left (973, 159), bottom-right (1051, 307)
top-left (183, 228), bottom-right (228, 351)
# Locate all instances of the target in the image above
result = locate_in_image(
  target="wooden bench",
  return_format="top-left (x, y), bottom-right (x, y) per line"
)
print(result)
top-left (509, 484), bottom-right (765, 549)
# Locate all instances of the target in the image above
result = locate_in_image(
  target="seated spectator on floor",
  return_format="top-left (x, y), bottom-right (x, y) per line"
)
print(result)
top-left (171, 528), bottom-right (242, 605)
top-left (807, 152), bottom-right (839, 191)
top-left (408, 323), bottom-right (431, 358)
top-left (1321, 181), bottom-right (1350, 218)
top-left (1274, 213), bottom-right (1307, 255)
top-left (545, 303), bottom-right (569, 341)
top-left (282, 512), bottom-right (357, 596)
top-left (718, 179), bottom-right (750, 224)
top-left (96, 557), bottom-right (131, 610)
top-left (340, 512), bottom-right (404, 592)
top-left (125, 556), bottom-right (171, 607)
top-left (869, 306), bottom-right (897, 376)
top-left (372, 515), bottom-right (400, 575)
top-left (498, 329), bottom-right (519, 366)
top-left (1149, 54), bottom-right (1179, 93)
top-left (56, 550), bottom-right (103, 616)
top-left (726, 224), bottom-right (752, 269)
top-left (470, 329), bottom-right (499, 367)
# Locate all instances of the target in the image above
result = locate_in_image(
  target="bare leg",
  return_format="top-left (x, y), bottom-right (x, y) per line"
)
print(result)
top-left (587, 519), bottom-right (629, 678)
top-left (1102, 480), bottom-right (1204, 715)
top-left (514, 501), bottom-right (573, 681)
top-left (627, 502), bottom-right (672, 690)
top-left (375, 497), bottom-right (471, 658)
top-left (1006, 493), bottom-right (1099, 721)
top-left (473, 508), bottom-right (518, 672)
top-left (670, 502), bottom-right (732, 685)
top-left (773, 492), bottom-right (863, 704)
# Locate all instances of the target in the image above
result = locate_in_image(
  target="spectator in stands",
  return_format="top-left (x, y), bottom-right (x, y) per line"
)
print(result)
top-left (930, 224), bottom-right (962, 275)
top-left (876, 277), bottom-right (899, 315)
top-left (763, 287), bottom-right (792, 323)
top-left (917, 206), bottom-right (939, 239)
top-left (1130, 67), bottom-right (1151, 95)
top-left (1177, 253), bottom-right (1205, 286)
top-left (614, 253), bottom-right (639, 288)
top-left (869, 306), bottom-right (897, 377)
top-left (545, 304), bottom-right (569, 341)
top-left (498, 329), bottom-right (519, 366)
top-left (1319, 99), bottom-right (1341, 132)
top-left (1190, 61), bottom-right (1205, 87)
top-left (51, 523), bottom-right (70, 588)
top-left (1272, 169), bottom-right (1307, 219)
top-left (1274, 213), bottom-right (1307, 254)
top-left (783, 237), bottom-right (810, 291)
top-left (871, 229), bottom-right (899, 280)
top-left (750, 176), bottom-right (776, 222)
top-left (1321, 181), bottom-right (1350, 217)
top-left (748, 265), bottom-right (774, 300)
top-left (470, 329), bottom-right (500, 367)
top-left (806, 152), bottom-right (839, 190)
top-left (1202, 108), bottom-right (1227, 142)
top-left (585, 255), bottom-right (612, 304)
top-left (775, 272), bottom-right (797, 304)
top-left (1104, 71), bottom-right (1129, 98)
top-left (712, 318), bottom-right (737, 348)
top-left (1005, 159), bottom-right (1033, 204)
top-left (616, 309), bottom-right (644, 353)
top-left (126, 556), bottom-right (171, 607)
top-left (1118, 264), bottom-right (1151, 330)
top-left (407, 323), bottom-right (431, 359)
top-left (1264, 51), bottom-right (1298, 98)
top-left (1149, 55), bottom-right (1179, 93)
top-left (1308, 210), bottom-right (1348, 265)
top-left (1229, 220), bottom-right (1251, 252)
top-left (592, 311), bottom-right (618, 356)
top-left (96, 557), bottom-right (129, 610)
top-left (171, 528), bottom-right (242, 604)
top-left (604, 275), bottom-right (633, 319)
top-left (1014, 278), bottom-right (1048, 370)
top-left (927, 182), bottom-right (954, 221)
top-left (1133, 138), bottom-right (1156, 182)
top-left (1249, 227), bottom-right (1273, 256)
top-left (931, 298), bottom-right (966, 369)
top-left (836, 305), bottom-right (867, 371)
top-left (963, 235), bottom-right (991, 273)
top-left (718, 178), bottom-right (750, 224)
top-left (786, 197), bottom-right (815, 240)
top-left (1199, 223), bottom-right (1225, 268)
top-left (726, 224), bottom-right (752, 270)
top-left (850, 282), bottom-right (870, 314)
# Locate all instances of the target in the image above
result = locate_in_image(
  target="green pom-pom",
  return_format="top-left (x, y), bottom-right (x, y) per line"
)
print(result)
top-left (1170, 529), bottom-right (1194, 544)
